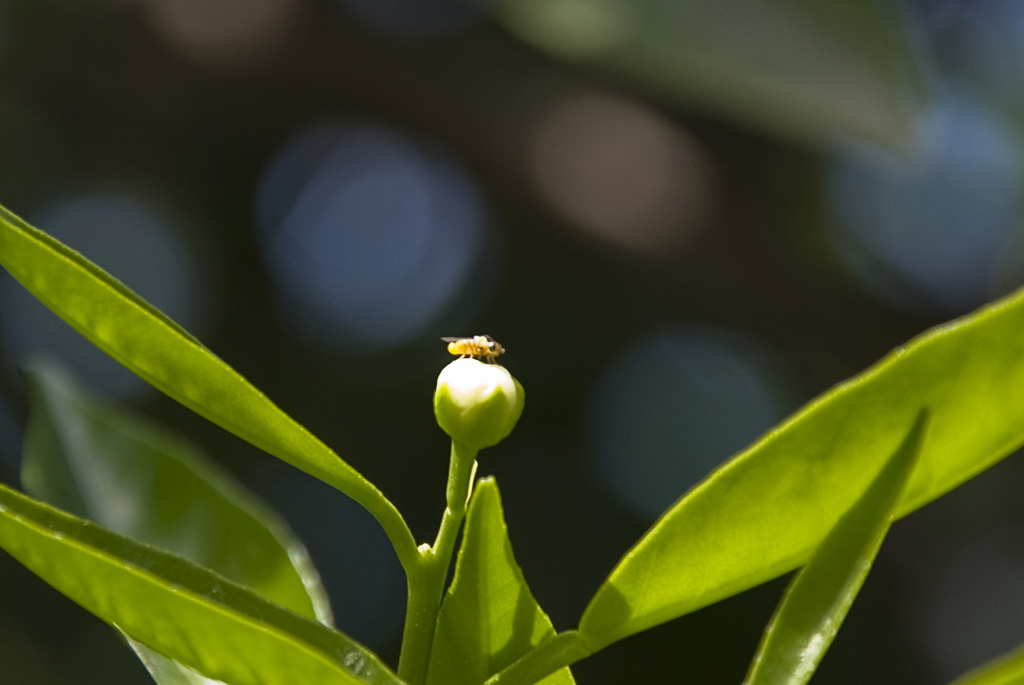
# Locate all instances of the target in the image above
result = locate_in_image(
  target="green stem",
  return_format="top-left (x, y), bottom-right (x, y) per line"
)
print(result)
top-left (397, 441), bottom-right (478, 685)
top-left (397, 562), bottom-right (437, 684)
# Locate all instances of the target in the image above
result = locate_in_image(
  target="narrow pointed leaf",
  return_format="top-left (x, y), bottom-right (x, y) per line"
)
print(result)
top-left (580, 285), bottom-right (1024, 650)
top-left (0, 204), bottom-right (415, 568)
top-left (0, 482), bottom-right (403, 685)
top-left (744, 410), bottom-right (928, 685)
top-left (485, 412), bottom-right (929, 685)
top-left (426, 477), bottom-right (575, 685)
top-left (491, 0), bottom-right (926, 147)
top-left (21, 359), bottom-right (333, 684)
top-left (948, 644), bottom-right (1024, 685)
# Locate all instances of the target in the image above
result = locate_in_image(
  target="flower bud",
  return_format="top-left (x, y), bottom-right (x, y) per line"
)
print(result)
top-left (434, 358), bottom-right (524, 449)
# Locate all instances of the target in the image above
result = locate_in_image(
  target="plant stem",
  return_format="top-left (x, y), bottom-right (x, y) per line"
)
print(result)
top-left (397, 441), bottom-right (478, 685)
top-left (397, 561), bottom-right (437, 684)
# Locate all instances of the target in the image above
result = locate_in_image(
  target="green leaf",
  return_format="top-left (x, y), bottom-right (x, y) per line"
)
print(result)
top-left (426, 477), bottom-right (575, 685)
top-left (580, 284), bottom-right (1024, 650)
top-left (744, 410), bottom-right (928, 685)
top-left (0, 203), bottom-right (416, 570)
top-left (21, 359), bottom-right (334, 685)
top-left (22, 359), bottom-right (332, 622)
top-left (490, 0), bottom-right (927, 147)
top-left (0, 482), bottom-right (403, 685)
top-left (948, 644), bottom-right (1024, 685)
top-left (484, 413), bottom-right (931, 685)
top-left (125, 638), bottom-right (227, 685)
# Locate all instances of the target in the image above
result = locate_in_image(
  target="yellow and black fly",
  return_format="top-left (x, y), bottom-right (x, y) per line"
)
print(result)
top-left (442, 335), bottom-right (505, 363)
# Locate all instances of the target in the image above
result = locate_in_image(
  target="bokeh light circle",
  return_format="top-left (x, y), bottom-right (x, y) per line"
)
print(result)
top-left (500, 0), bottom-right (635, 59)
top-left (938, 1), bottom-right (1024, 110)
top-left (529, 94), bottom-right (713, 255)
top-left (0, 188), bottom-right (208, 398)
top-left (828, 90), bottom-right (1024, 314)
top-left (585, 327), bottom-right (793, 519)
top-left (255, 122), bottom-right (490, 350)
top-left (144, 0), bottom-right (300, 68)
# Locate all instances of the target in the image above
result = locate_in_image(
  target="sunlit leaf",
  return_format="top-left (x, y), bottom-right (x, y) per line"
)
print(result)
top-left (948, 644), bottom-right (1024, 685)
top-left (0, 203), bottom-right (415, 568)
top-left (21, 359), bottom-right (334, 684)
top-left (0, 482), bottom-right (402, 685)
top-left (580, 284), bottom-right (1024, 649)
top-left (744, 411), bottom-right (928, 685)
top-left (426, 478), bottom-right (574, 685)
top-left (483, 632), bottom-right (589, 685)
top-left (490, 0), bottom-right (927, 147)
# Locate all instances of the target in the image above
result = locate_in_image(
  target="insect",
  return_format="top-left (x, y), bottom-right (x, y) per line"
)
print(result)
top-left (442, 335), bottom-right (505, 363)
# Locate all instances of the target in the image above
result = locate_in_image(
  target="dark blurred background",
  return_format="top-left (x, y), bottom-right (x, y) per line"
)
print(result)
top-left (1, 0), bottom-right (1024, 682)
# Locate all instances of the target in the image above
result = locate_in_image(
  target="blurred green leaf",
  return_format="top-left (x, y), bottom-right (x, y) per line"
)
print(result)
top-left (22, 359), bottom-right (331, 623)
top-left (125, 639), bottom-right (228, 685)
top-left (492, 0), bottom-right (927, 147)
top-left (744, 411), bottom-right (928, 685)
top-left (426, 478), bottom-right (574, 685)
top-left (580, 284), bottom-right (1024, 650)
top-left (948, 644), bottom-right (1024, 685)
top-left (21, 359), bottom-right (334, 684)
top-left (0, 203), bottom-right (416, 570)
top-left (0, 482), bottom-right (402, 685)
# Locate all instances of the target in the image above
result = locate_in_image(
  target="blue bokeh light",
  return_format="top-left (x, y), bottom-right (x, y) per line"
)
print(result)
top-left (938, 1), bottom-right (1024, 109)
top-left (585, 327), bottom-right (793, 519)
top-left (828, 90), bottom-right (1024, 314)
top-left (0, 188), bottom-right (208, 398)
top-left (255, 122), bottom-right (490, 350)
